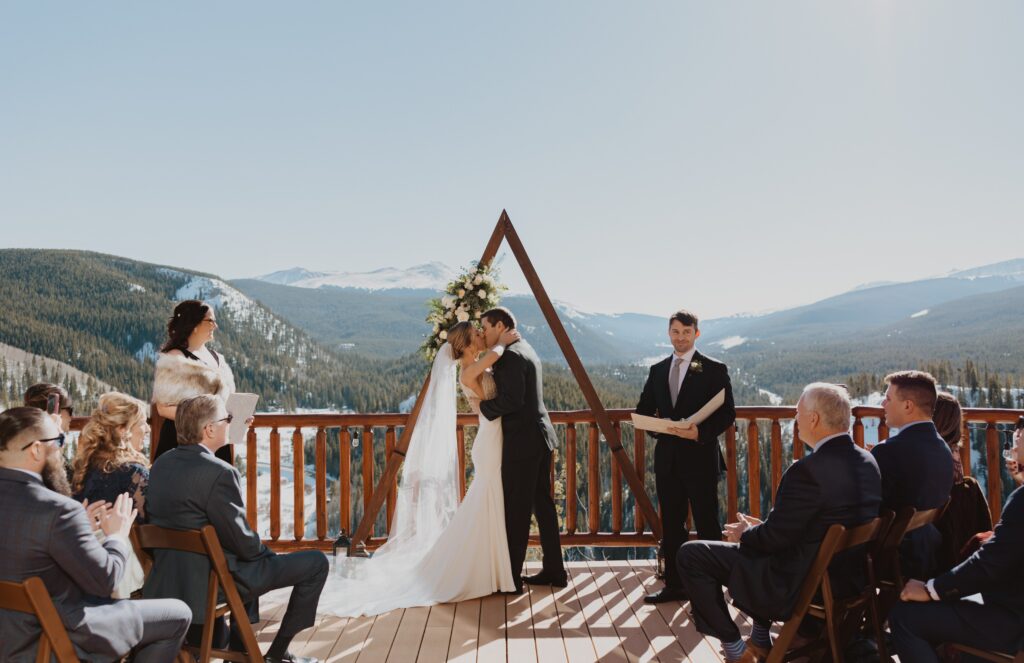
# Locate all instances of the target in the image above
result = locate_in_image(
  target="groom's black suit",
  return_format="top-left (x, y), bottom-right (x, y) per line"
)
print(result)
top-left (636, 350), bottom-right (736, 589)
top-left (480, 339), bottom-right (564, 591)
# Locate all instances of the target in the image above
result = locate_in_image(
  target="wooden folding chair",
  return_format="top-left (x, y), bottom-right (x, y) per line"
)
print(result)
top-left (0, 576), bottom-right (80, 663)
top-left (766, 517), bottom-right (885, 663)
top-left (871, 503), bottom-right (947, 661)
top-left (949, 643), bottom-right (1024, 662)
top-left (135, 524), bottom-right (263, 663)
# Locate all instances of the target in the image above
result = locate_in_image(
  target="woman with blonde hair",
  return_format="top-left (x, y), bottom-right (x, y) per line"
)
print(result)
top-left (72, 391), bottom-right (151, 598)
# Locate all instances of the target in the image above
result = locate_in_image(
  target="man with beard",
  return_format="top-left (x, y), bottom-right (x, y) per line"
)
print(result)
top-left (0, 407), bottom-right (191, 663)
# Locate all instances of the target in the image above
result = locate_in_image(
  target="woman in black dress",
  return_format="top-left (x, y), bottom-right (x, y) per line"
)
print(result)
top-left (151, 299), bottom-right (236, 463)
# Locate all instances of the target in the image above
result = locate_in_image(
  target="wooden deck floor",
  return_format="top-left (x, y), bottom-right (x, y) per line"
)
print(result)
top-left (253, 560), bottom-right (758, 663)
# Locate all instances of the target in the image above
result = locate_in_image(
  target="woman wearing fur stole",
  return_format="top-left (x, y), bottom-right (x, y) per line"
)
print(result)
top-left (152, 300), bottom-right (236, 463)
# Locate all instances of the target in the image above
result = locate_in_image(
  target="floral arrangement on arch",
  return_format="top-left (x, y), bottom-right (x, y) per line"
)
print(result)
top-left (421, 261), bottom-right (507, 361)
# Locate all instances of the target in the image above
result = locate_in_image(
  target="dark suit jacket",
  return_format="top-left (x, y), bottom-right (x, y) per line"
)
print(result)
top-left (0, 467), bottom-right (144, 662)
top-left (871, 421), bottom-right (954, 513)
top-left (635, 350), bottom-right (736, 474)
top-left (143, 444), bottom-right (273, 622)
top-left (934, 485), bottom-right (1024, 616)
top-left (479, 339), bottom-right (557, 463)
top-left (728, 434), bottom-right (882, 621)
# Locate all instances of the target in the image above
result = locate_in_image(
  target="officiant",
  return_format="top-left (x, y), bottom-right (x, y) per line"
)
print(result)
top-left (636, 309), bottom-right (736, 604)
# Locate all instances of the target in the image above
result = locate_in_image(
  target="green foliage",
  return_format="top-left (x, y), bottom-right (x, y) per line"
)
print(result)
top-left (420, 262), bottom-right (505, 361)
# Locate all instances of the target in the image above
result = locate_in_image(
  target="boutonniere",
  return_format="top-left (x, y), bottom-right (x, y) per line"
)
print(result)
top-left (689, 359), bottom-right (703, 374)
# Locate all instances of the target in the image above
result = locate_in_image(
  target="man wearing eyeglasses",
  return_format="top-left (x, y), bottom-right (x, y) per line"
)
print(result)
top-left (0, 407), bottom-right (192, 663)
top-left (145, 395), bottom-right (328, 663)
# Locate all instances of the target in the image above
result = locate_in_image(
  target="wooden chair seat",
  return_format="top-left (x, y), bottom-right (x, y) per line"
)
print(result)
top-left (765, 517), bottom-right (885, 663)
top-left (135, 524), bottom-right (263, 663)
top-left (949, 643), bottom-right (1024, 662)
top-left (0, 576), bottom-right (80, 663)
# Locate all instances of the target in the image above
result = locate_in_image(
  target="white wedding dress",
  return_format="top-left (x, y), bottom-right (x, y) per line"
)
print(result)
top-left (317, 344), bottom-right (516, 617)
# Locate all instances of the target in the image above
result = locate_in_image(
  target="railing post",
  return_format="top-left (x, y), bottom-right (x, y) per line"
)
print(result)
top-left (340, 427), bottom-right (351, 534)
top-left (385, 426), bottom-right (396, 532)
top-left (726, 425), bottom-right (738, 523)
top-left (362, 427), bottom-right (374, 536)
top-left (852, 415), bottom-right (865, 448)
top-left (246, 425), bottom-right (258, 530)
top-left (293, 427), bottom-right (304, 541)
top-left (270, 427), bottom-right (281, 541)
top-left (960, 419), bottom-right (972, 478)
top-left (566, 424), bottom-right (578, 535)
top-left (588, 423), bottom-right (600, 534)
top-left (315, 427), bottom-right (327, 541)
top-left (747, 419), bottom-right (761, 519)
top-left (611, 422), bottom-right (622, 534)
top-left (770, 417), bottom-right (783, 499)
top-left (986, 422), bottom-right (1003, 523)
top-left (633, 425), bottom-right (646, 533)
top-left (793, 419), bottom-right (804, 460)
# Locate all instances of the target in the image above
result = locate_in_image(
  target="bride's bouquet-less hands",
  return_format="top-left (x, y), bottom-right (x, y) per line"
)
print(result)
top-left (421, 262), bottom-right (507, 361)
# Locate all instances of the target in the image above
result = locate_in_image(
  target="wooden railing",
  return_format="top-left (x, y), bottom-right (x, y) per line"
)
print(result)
top-left (71, 405), bottom-right (1021, 552)
top-left (233, 405), bottom-right (1021, 552)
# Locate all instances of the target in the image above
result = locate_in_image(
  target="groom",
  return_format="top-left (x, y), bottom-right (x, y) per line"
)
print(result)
top-left (479, 307), bottom-right (566, 594)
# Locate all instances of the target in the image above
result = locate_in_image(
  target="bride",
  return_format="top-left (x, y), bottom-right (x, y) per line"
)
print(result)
top-left (317, 321), bottom-right (520, 617)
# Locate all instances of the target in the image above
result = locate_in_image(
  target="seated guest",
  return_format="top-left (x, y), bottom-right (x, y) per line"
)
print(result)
top-left (1008, 417), bottom-right (1024, 488)
top-left (23, 383), bottom-right (75, 433)
top-left (678, 383), bottom-right (881, 662)
top-left (889, 434), bottom-right (1024, 660)
top-left (932, 391), bottom-right (992, 574)
top-left (0, 407), bottom-right (190, 663)
top-left (144, 395), bottom-right (328, 663)
top-left (872, 370), bottom-right (954, 579)
top-left (72, 392), bottom-right (152, 598)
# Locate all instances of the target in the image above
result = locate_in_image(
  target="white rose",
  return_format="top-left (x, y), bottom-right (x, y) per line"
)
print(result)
top-left (457, 289), bottom-right (465, 298)
top-left (474, 311), bottom-right (481, 319)
top-left (473, 275), bottom-right (483, 285)
top-left (442, 296), bottom-right (455, 309)
top-left (456, 310), bottom-right (470, 323)
top-left (439, 330), bottom-right (448, 340)
top-left (478, 289), bottom-right (487, 297)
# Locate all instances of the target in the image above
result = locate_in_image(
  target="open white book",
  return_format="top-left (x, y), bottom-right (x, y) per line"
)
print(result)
top-left (226, 392), bottom-right (259, 446)
top-left (631, 389), bottom-right (726, 435)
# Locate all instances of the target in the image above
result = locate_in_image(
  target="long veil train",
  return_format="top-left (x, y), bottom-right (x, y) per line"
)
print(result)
top-left (316, 343), bottom-right (463, 616)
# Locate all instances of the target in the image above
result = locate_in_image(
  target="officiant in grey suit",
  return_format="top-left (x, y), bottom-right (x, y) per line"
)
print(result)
top-left (636, 309), bottom-right (736, 603)
top-left (144, 395), bottom-right (328, 663)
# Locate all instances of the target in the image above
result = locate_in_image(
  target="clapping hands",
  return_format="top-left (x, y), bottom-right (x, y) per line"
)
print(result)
top-left (89, 492), bottom-right (137, 539)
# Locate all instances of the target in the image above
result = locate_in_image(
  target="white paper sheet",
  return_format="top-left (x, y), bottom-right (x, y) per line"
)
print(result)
top-left (226, 392), bottom-right (259, 446)
top-left (631, 389), bottom-right (726, 434)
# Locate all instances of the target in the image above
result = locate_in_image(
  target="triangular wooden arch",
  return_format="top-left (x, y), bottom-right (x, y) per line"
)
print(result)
top-left (348, 210), bottom-right (662, 554)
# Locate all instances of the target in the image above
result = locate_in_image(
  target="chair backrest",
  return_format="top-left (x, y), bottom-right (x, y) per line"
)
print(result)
top-left (0, 577), bottom-right (80, 663)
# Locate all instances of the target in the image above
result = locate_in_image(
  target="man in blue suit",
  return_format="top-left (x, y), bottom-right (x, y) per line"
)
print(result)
top-left (677, 383), bottom-right (881, 663)
top-left (871, 370), bottom-right (954, 578)
top-left (889, 434), bottom-right (1024, 659)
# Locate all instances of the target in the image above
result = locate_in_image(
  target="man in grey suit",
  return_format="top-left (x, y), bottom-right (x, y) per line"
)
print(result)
top-left (144, 395), bottom-right (328, 663)
top-left (0, 407), bottom-right (191, 663)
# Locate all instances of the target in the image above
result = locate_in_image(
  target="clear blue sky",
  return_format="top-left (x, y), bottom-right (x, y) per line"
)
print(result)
top-left (2, 2), bottom-right (1021, 318)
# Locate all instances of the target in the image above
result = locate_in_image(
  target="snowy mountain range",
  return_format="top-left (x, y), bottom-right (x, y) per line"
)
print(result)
top-left (256, 262), bottom-right (458, 291)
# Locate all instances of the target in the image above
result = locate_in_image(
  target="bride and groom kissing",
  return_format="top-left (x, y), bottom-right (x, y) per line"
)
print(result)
top-left (319, 307), bottom-right (566, 617)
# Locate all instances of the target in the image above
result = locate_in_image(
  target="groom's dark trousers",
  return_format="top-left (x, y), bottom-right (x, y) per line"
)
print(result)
top-left (481, 339), bottom-right (565, 590)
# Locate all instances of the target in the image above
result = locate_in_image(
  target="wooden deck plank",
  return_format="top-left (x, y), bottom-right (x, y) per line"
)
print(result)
top-left (292, 615), bottom-right (348, 660)
top-left (355, 609), bottom-right (403, 662)
top-left (566, 562), bottom-right (629, 663)
top-left (328, 614), bottom-right (376, 663)
top-left (607, 560), bottom-right (688, 662)
top-left (416, 604), bottom-right (456, 663)
top-left (546, 564), bottom-right (601, 663)
top-left (506, 587), bottom-right (538, 663)
top-left (632, 560), bottom-right (724, 663)
top-left (386, 606), bottom-right (430, 662)
top-left (523, 562), bottom-right (566, 663)
top-left (477, 593), bottom-right (507, 662)
top-left (448, 599), bottom-right (483, 663)
top-left (585, 560), bottom-right (653, 663)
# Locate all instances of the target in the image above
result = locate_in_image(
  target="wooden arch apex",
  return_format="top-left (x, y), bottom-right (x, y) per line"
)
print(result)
top-left (347, 210), bottom-right (662, 554)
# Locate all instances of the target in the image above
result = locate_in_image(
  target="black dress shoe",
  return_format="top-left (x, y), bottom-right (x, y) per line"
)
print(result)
top-left (264, 653), bottom-right (318, 663)
top-left (522, 570), bottom-right (568, 588)
top-left (643, 586), bottom-right (688, 604)
top-left (501, 585), bottom-right (524, 595)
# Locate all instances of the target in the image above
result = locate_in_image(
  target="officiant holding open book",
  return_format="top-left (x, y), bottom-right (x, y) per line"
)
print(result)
top-left (635, 309), bottom-right (736, 604)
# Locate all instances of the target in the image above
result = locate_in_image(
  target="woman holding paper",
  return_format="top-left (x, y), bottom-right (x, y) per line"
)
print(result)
top-left (152, 299), bottom-right (239, 463)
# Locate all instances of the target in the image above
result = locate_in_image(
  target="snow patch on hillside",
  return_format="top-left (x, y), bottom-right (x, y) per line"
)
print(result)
top-left (715, 336), bottom-right (747, 350)
top-left (256, 262), bottom-right (457, 292)
top-left (910, 309), bottom-right (929, 318)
